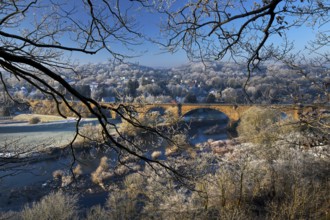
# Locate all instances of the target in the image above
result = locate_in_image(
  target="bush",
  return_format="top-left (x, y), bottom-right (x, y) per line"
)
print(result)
top-left (0, 211), bottom-right (20, 219)
top-left (28, 116), bottom-right (41, 124)
top-left (30, 100), bottom-right (93, 117)
top-left (77, 124), bottom-right (103, 143)
top-left (119, 114), bottom-right (152, 137)
top-left (106, 190), bottom-right (139, 220)
top-left (237, 107), bottom-right (282, 144)
top-left (21, 191), bottom-right (78, 220)
top-left (85, 205), bottom-right (109, 220)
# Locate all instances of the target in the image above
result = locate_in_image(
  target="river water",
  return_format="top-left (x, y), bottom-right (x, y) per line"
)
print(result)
top-left (0, 116), bottom-right (229, 212)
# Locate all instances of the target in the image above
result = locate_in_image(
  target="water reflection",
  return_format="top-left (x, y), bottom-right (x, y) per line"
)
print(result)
top-left (183, 108), bottom-right (229, 145)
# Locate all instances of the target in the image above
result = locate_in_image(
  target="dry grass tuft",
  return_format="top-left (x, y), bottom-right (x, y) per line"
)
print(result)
top-left (91, 156), bottom-right (112, 189)
top-left (165, 146), bottom-right (178, 156)
top-left (52, 170), bottom-right (64, 180)
top-left (151, 151), bottom-right (162, 159)
top-left (61, 175), bottom-right (73, 187)
top-left (28, 117), bottom-right (40, 124)
top-left (73, 164), bottom-right (82, 177)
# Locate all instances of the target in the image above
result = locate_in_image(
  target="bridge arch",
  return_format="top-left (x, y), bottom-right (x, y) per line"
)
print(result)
top-left (145, 107), bottom-right (166, 116)
top-left (182, 108), bottom-right (230, 124)
top-left (180, 104), bottom-right (242, 122)
top-left (142, 107), bottom-right (167, 123)
top-left (142, 104), bottom-right (179, 119)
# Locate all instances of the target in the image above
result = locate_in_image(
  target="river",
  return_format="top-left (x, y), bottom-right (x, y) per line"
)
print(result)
top-left (0, 116), bottom-right (229, 213)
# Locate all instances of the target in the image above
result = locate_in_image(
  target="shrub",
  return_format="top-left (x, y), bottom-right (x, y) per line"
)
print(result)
top-left (114, 165), bottom-right (129, 176)
top-left (119, 112), bottom-right (169, 137)
top-left (77, 124), bottom-right (103, 144)
top-left (30, 100), bottom-right (93, 117)
top-left (28, 116), bottom-right (40, 124)
top-left (118, 116), bottom-right (144, 137)
top-left (237, 107), bottom-right (282, 144)
top-left (106, 190), bottom-right (139, 220)
top-left (21, 191), bottom-right (78, 220)
top-left (0, 211), bottom-right (20, 219)
top-left (85, 205), bottom-right (109, 220)
top-left (163, 108), bottom-right (180, 124)
top-left (124, 173), bottom-right (145, 196)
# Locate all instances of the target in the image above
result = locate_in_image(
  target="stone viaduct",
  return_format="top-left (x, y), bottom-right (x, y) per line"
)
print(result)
top-left (29, 100), bottom-right (328, 123)
top-left (104, 103), bottom-right (304, 122)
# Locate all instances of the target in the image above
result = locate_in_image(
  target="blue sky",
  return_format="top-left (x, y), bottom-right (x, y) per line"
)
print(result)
top-left (70, 1), bottom-right (189, 68)
top-left (64, 1), bottom-right (326, 68)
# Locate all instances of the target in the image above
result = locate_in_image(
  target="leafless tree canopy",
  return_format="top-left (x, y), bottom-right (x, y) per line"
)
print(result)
top-left (0, 0), bottom-right (184, 177)
top-left (0, 1), bottom-right (329, 176)
top-left (156, 0), bottom-right (329, 104)
top-left (161, 0), bottom-right (329, 66)
top-left (0, 0), bottom-right (145, 106)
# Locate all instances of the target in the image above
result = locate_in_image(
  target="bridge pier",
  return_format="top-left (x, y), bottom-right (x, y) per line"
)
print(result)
top-left (177, 104), bottom-right (182, 117)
